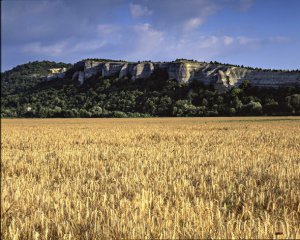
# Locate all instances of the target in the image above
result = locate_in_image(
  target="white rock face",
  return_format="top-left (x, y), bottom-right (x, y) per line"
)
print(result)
top-left (46, 73), bottom-right (65, 81)
top-left (168, 62), bottom-right (203, 83)
top-left (213, 67), bottom-right (248, 92)
top-left (69, 60), bottom-right (300, 91)
top-left (78, 71), bottom-right (85, 85)
top-left (102, 62), bottom-right (124, 77)
top-left (118, 63), bottom-right (136, 78)
top-left (131, 62), bottom-right (155, 80)
top-left (168, 61), bottom-right (300, 91)
top-left (83, 61), bottom-right (103, 79)
top-left (48, 67), bottom-right (67, 74)
top-left (46, 67), bottom-right (67, 81)
top-left (213, 67), bottom-right (300, 90)
top-left (241, 71), bottom-right (300, 87)
top-left (119, 63), bottom-right (129, 78)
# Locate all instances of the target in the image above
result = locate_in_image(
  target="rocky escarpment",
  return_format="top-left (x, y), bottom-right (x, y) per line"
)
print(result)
top-left (168, 62), bottom-right (207, 83)
top-left (102, 62), bottom-right (124, 77)
top-left (214, 67), bottom-right (300, 92)
top-left (58, 60), bottom-right (300, 91)
top-left (46, 67), bottom-right (67, 81)
top-left (132, 62), bottom-right (155, 80)
top-left (70, 61), bottom-right (156, 84)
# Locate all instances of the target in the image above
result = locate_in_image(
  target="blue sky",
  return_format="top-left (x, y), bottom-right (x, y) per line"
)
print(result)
top-left (2, 0), bottom-right (300, 71)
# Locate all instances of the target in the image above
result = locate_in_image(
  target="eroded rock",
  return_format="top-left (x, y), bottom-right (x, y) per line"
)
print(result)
top-left (78, 72), bottom-right (85, 85)
top-left (46, 67), bottom-right (67, 81)
top-left (168, 62), bottom-right (202, 83)
top-left (131, 62), bottom-right (154, 81)
top-left (67, 59), bottom-right (300, 91)
top-left (102, 62), bottom-right (124, 77)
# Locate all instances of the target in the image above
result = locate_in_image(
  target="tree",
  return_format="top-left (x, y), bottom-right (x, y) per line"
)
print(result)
top-left (231, 87), bottom-right (242, 97)
top-left (112, 111), bottom-right (127, 118)
top-left (157, 96), bottom-right (172, 116)
top-left (228, 107), bottom-right (236, 116)
top-left (263, 99), bottom-right (279, 115)
top-left (143, 97), bottom-right (159, 115)
top-left (79, 109), bottom-right (92, 118)
top-left (240, 80), bottom-right (250, 90)
top-left (284, 94), bottom-right (300, 115)
top-left (231, 96), bottom-right (243, 111)
top-left (241, 101), bottom-right (262, 115)
top-left (90, 106), bottom-right (103, 117)
top-left (49, 106), bottom-right (62, 117)
top-left (172, 100), bottom-right (197, 116)
top-left (201, 98), bottom-right (209, 107)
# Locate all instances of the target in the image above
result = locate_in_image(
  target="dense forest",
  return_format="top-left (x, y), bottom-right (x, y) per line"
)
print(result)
top-left (1, 61), bottom-right (300, 118)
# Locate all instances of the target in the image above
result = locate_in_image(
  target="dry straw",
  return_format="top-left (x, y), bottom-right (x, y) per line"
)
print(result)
top-left (1, 117), bottom-right (300, 239)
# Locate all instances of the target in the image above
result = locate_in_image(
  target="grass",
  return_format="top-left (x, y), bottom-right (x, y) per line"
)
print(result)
top-left (1, 117), bottom-right (300, 239)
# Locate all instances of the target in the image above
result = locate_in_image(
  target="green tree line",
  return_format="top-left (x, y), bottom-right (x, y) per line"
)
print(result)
top-left (1, 61), bottom-right (300, 118)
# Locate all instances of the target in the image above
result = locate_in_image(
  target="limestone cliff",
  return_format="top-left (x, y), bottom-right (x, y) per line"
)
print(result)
top-left (46, 67), bottom-right (67, 80)
top-left (168, 62), bottom-right (206, 83)
top-left (67, 59), bottom-right (300, 91)
top-left (84, 61), bottom-right (103, 79)
top-left (118, 63), bottom-right (135, 79)
top-left (131, 62), bottom-right (155, 81)
top-left (102, 62), bottom-right (124, 77)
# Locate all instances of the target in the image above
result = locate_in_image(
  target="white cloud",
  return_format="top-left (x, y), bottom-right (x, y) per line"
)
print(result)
top-left (20, 20), bottom-right (291, 65)
top-left (72, 40), bottom-right (106, 52)
top-left (183, 17), bottom-right (204, 32)
top-left (22, 40), bottom-right (106, 57)
top-left (198, 36), bottom-right (219, 48)
top-left (223, 36), bottom-right (235, 46)
top-left (129, 3), bottom-right (152, 18)
top-left (22, 41), bottom-right (68, 57)
top-left (128, 23), bottom-right (164, 59)
top-left (237, 36), bottom-right (260, 45)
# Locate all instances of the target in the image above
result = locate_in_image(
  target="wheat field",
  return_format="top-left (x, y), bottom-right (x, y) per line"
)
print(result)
top-left (1, 117), bottom-right (300, 239)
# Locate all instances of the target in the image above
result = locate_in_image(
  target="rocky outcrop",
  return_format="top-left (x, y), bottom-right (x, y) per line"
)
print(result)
top-left (71, 70), bottom-right (85, 85)
top-left (68, 59), bottom-right (300, 91)
top-left (213, 67), bottom-right (300, 90)
top-left (84, 61), bottom-right (103, 79)
top-left (118, 63), bottom-right (134, 78)
top-left (241, 70), bottom-right (300, 88)
top-left (213, 67), bottom-right (248, 92)
top-left (78, 72), bottom-right (85, 85)
top-left (49, 68), bottom-right (67, 74)
top-left (119, 63), bottom-right (129, 79)
top-left (102, 62), bottom-right (124, 77)
top-left (131, 62), bottom-right (155, 81)
top-left (46, 67), bottom-right (67, 81)
top-left (168, 62), bottom-right (205, 83)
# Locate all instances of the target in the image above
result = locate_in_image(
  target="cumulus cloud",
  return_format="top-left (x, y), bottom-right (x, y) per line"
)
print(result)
top-left (22, 40), bottom-right (107, 57)
top-left (223, 36), bottom-right (235, 46)
top-left (22, 42), bottom-right (68, 57)
top-left (2, 0), bottom-right (298, 71)
top-left (142, 0), bottom-right (219, 31)
top-left (183, 17), bottom-right (204, 32)
top-left (129, 3), bottom-right (152, 18)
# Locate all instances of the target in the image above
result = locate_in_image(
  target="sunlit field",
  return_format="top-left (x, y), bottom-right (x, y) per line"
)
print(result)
top-left (1, 117), bottom-right (300, 239)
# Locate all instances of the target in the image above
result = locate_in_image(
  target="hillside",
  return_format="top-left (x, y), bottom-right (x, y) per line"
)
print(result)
top-left (1, 59), bottom-right (300, 118)
top-left (1, 61), bottom-right (72, 96)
